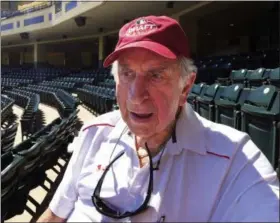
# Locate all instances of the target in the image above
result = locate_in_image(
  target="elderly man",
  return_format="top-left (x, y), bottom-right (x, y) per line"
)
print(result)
top-left (38, 16), bottom-right (279, 222)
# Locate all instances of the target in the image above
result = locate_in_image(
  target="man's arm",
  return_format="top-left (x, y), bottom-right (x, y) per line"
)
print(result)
top-left (37, 208), bottom-right (65, 223)
top-left (211, 137), bottom-right (279, 222)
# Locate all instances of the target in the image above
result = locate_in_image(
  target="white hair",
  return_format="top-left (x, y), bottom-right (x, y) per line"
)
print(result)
top-left (111, 56), bottom-right (197, 86)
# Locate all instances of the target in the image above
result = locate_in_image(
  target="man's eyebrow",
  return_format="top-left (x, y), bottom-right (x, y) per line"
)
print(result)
top-left (119, 64), bottom-right (131, 70)
top-left (147, 65), bottom-right (167, 72)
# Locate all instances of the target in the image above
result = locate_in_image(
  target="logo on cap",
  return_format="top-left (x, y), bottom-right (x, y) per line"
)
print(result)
top-left (126, 18), bottom-right (158, 37)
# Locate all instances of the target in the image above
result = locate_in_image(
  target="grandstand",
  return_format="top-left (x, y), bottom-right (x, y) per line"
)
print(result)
top-left (1, 1), bottom-right (279, 222)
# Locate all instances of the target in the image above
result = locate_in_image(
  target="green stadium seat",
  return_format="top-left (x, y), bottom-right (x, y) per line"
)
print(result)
top-left (215, 84), bottom-right (250, 130)
top-left (187, 83), bottom-right (207, 111)
top-left (231, 68), bottom-right (248, 86)
top-left (267, 67), bottom-right (280, 88)
top-left (196, 83), bottom-right (224, 121)
top-left (241, 85), bottom-right (280, 170)
top-left (247, 67), bottom-right (268, 88)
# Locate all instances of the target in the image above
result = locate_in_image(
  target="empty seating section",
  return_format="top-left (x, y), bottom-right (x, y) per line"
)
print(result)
top-left (2, 68), bottom-right (68, 83)
top-left (1, 123), bottom-right (18, 154)
top-left (39, 80), bottom-right (75, 92)
top-left (56, 77), bottom-right (95, 88)
top-left (1, 111), bottom-right (78, 221)
top-left (3, 89), bottom-right (40, 139)
top-left (189, 49), bottom-right (279, 173)
top-left (99, 78), bottom-right (116, 89)
top-left (77, 85), bottom-right (117, 114)
top-left (19, 85), bottom-right (78, 118)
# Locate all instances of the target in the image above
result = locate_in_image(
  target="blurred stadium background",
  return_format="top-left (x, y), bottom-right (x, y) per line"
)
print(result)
top-left (1, 1), bottom-right (279, 222)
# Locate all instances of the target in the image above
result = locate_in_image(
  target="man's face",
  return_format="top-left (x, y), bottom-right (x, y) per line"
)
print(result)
top-left (115, 48), bottom-right (195, 138)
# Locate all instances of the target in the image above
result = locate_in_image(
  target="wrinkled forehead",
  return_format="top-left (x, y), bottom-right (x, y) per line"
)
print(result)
top-left (118, 48), bottom-right (179, 72)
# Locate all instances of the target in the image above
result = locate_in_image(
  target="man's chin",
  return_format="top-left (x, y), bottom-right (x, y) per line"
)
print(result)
top-left (127, 122), bottom-right (154, 138)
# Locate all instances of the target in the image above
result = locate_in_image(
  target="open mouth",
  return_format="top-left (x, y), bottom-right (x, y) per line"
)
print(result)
top-left (130, 112), bottom-right (153, 119)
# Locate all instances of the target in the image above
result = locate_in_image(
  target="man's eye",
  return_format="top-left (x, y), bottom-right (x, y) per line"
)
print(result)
top-left (151, 72), bottom-right (162, 80)
top-left (122, 71), bottom-right (133, 77)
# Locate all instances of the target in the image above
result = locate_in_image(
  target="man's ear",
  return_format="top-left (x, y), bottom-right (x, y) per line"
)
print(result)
top-left (179, 72), bottom-right (196, 106)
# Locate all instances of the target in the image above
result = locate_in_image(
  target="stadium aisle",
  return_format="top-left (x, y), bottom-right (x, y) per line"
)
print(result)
top-left (76, 104), bottom-right (96, 124)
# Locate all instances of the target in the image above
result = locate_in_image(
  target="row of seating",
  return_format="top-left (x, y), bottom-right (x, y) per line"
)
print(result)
top-left (196, 63), bottom-right (279, 85)
top-left (188, 83), bottom-right (280, 170)
top-left (3, 89), bottom-right (40, 139)
top-left (2, 78), bottom-right (34, 90)
top-left (196, 48), bottom-right (279, 69)
top-left (76, 85), bottom-right (116, 114)
top-left (1, 95), bottom-right (15, 123)
top-left (1, 110), bottom-right (78, 221)
top-left (99, 78), bottom-right (116, 89)
top-left (1, 123), bottom-right (18, 154)
top-left (20, 86), bottom-right (78, 118)
top-left (39, 81), bottom-right (76, 92)
top-left (217, 67), bottom-right (280, 88)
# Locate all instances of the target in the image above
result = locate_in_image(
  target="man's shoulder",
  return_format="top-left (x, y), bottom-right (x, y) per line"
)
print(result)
top-left (199, 116), bottom-right (250, 158)
top-left (81, 110), bottom-right (122, 132)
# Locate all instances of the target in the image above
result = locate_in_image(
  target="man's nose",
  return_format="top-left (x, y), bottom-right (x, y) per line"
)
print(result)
top-left (128, 76), bottom-right (149, 105)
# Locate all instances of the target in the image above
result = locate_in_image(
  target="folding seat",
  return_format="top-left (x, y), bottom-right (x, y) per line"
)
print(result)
top-left (187, 83), bottom-right (207, 111)
top-left (266, 67), bottom-right (280, 89)
top-left (196, 83), bottom-right (224, 121)
top-left (247, 67), bottom-right (268, 88)
top-left (1, 152), bottom-right (26, 220)
top-left (241, 85), bottom-right (280, 169)
top-left (230, 69), bottom-right (248, 86)
top-left (1, 123), bottom-right (18, 153)
top-left (215, 84), bottom-right (250, 130)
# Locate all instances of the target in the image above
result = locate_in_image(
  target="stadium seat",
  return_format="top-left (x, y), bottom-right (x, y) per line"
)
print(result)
top-left (215, 84), bottom-right (250, 129)
top-left (1, 152), bottom-right (26, 220)
top-left (247, 67), bottom-right (268, 88)
top-left (187, 83), bottom-right (207, 110)
top-left (266, 67), bottom-right (280, 88)
top-left (1, 123), bottom-right (18, 154)
top-left (196, 83), bottom-right (224, 121)
top-left (231, 69), bottom-right (248, 86)
top-left (241, 85), bottom-right (280, 169)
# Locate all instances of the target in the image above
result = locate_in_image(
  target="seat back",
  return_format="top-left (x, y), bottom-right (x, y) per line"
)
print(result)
top-left (247, 67), bottom-right (267, 88)
top-left (219, 84), bottom-right (244, 103)
top-left (267, 67), bottom-right (280, 88)
top-left (214, 84), bottom-right (246, 129)
top-left (231, 69), bottom-right (248, 85)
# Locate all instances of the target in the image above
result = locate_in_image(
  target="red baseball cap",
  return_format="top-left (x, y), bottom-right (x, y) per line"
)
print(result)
top-left (103, 15), bottom-right (190, 67)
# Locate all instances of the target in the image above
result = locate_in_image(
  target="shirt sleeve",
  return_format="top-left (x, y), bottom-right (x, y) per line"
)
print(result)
top-left (48, 126), bottom-right (97, 219)
top-left (212, 135), bottom-right (280, 222)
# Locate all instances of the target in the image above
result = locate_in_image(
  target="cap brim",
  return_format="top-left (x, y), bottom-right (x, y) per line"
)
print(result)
top-left (103, 40), bottom-right (177, 67)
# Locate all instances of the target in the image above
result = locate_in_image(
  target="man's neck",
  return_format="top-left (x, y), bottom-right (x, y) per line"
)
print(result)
top-left (133, 106), bottom-right (182, 156)
top-left (135, 120), bottom-right (176, 156)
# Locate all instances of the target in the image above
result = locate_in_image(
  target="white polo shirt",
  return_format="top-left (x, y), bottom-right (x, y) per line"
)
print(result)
top-left (49, 103), bottom-right (279, 222)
